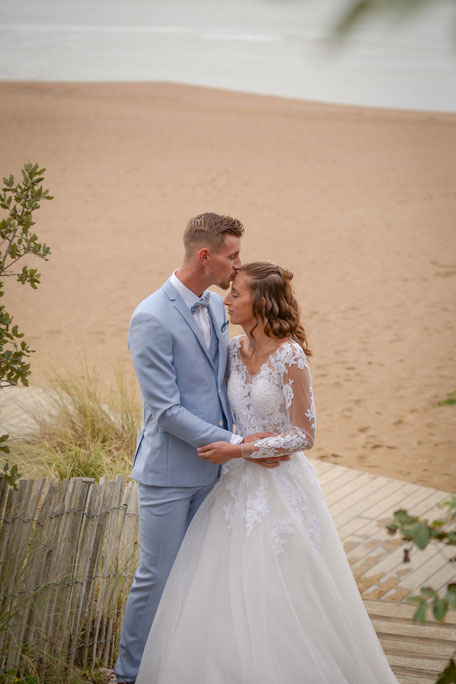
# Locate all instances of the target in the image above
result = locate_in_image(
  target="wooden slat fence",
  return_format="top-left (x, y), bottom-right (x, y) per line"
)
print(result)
top-left (0, 475), bottom-right (139, 676)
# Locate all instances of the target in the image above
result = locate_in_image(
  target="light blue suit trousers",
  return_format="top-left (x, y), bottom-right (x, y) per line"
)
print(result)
top-left (115, 279), bottom-right (234, 682)
top-left (115, 481), bottom-right (216, 681)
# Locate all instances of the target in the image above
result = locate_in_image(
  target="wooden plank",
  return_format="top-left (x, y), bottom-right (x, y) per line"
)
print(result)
top-left (49, 478), bottom-right (83, 659)
top-left (387, 486), bottom-right (437, 512)
top-left (82, 478), bottom-right (109, 668)
top-left (4, 479), bottom-right (33, 669)
top-left (96, 476), bottom-right (125, 664)
top-left (398, 546), bottom-right (455, 591)
top-left (67, 478), bottom-right (103, 668)
top-left (330, 477), bottom-right (396, 517)
top-left (332, 479), bottom-right (406, 527)
top-left (324, 471), bottom-right (377, 508)
top-left (363, 484), bottom-right (435, 524)
top-left (60, 477), bottom-right (95, 666)
top-left (92, 477), bottom-right (119, 664)
top-left (364, 598), bottom-right (456, 626)
top-left (308, 458), bottom-right (334, 477)
top-left (424, 559), bottom-right (456, 595)
top-left (387, 653), bottom-right (450, 673)
top-left (371, 618), bottom-right (456, 643)
top-left (10, 478), bottom-right (46, 668)
top-left (378, 635), bottom-right (455, 658)
top-left (25, 479), bottom-right (59, 650)
top-left (359, 539), bottom-right (445, 582)
top-left (42, 478), bottom-right (72, 657)
top-left (335, 515), bottom-right (375, 541)
top-left (358, 487), bottom-right (438, 534)
top-left (364, 482), bottom-right (420, 520)
top-left (406, 490), bottom-right (451, 517)
top-left (0, 483), bottom-right (20, 668)
top-left (313, 463), bottom-right (348, 488)
top-left (320, 468), bottom-right (365, 500)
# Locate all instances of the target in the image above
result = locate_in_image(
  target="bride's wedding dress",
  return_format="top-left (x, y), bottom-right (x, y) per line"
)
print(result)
top-left (136, 337), bottom-right (398, 683)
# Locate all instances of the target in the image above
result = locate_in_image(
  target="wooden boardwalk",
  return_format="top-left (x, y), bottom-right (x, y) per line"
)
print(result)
top-left (365, 599), bottom-right (456, 684)
top-left (309, 458), bottom-right (455, 682)
top-left (310, 458), bottom-right (454, 602)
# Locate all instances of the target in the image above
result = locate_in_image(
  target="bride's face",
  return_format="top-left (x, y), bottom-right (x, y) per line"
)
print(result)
top-left (224, 272), bottom-right (256, 327)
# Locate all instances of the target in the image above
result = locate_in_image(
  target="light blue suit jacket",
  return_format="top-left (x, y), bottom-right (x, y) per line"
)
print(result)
top-left (128, 277), bottom-right (234, 487)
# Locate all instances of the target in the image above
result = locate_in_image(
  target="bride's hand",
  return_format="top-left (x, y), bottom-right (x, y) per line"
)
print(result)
top-left (242, 431), bottom-right (276, 442)
top-left (198, 441), bottom-right (241, 465)
top-left (242, 432), bottom-right (291, 468)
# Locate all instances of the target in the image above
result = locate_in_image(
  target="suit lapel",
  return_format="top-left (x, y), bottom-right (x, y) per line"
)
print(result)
top-left (208, 301), bottom-right (228, 388)
top-left (208, 301), bottom-right (221, 344)
top-left (163, 279), bottom-right (214, 367)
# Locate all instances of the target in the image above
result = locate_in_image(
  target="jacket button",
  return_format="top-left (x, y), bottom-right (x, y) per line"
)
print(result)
top-left (218, 420), bottom-right (223, 427)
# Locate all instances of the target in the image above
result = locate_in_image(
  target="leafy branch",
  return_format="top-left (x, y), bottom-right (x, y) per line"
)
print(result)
top-left (387, 497), bottom-right (456, 624)
top-left (0, 162), bottom-right (53, 462)
top-left (0, 163), bottom-right (52, 283)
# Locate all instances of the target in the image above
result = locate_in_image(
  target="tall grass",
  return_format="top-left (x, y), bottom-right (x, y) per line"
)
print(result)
top-left (0, 529), bottom-right (117, 684)
top-left (10, 364), bottom-right (142, 481)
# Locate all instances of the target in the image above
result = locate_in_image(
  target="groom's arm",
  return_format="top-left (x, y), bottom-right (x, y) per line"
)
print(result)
top-left (129, 311), bottom-right (236, 449)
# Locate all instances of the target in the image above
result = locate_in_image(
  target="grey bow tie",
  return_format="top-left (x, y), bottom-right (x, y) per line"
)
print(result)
top-left (191, 292), bottom-right (210, 314)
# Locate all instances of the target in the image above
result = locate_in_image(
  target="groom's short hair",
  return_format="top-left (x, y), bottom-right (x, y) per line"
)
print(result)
top-left (184, 213), bottom-right (244, 254)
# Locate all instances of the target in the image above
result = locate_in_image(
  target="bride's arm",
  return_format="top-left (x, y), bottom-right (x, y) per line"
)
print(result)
top-left (240, 350), bottom-right (316, 459)
top-left (198, 432), bottom-right (290, 467)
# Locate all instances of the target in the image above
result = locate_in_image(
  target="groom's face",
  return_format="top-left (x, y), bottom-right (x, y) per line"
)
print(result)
top-left (206, 235), bottom-right (242, 290)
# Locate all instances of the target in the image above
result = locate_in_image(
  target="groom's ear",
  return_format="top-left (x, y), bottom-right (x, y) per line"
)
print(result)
top-left (197, 247), bottom-right (209, 265)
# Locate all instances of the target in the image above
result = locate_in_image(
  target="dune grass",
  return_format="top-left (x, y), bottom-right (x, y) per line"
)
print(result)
top-left (9, 364), bottom-right (142, 481)
top-left (437, 390), bottom-right (456, 407)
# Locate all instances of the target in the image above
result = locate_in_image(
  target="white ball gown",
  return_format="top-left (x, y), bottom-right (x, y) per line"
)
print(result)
top-left (136, 337), bottom-right (399, 684)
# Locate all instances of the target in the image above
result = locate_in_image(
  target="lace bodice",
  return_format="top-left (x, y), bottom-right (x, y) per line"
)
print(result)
top-left (220, 337), bottom-right (322, 554)
top-left (227, 336), bottom-right (316, 457)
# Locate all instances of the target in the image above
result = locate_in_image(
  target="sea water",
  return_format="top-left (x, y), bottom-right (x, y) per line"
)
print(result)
top-left (0, 0), bottom-right (455, 111)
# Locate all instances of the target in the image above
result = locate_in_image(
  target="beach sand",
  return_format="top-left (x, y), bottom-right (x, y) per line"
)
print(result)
top-left (1, 81), bottom-right (455, 491)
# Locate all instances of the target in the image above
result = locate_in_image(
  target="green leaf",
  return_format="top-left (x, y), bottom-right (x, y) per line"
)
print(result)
top-left (447, 531), bottom-right (456, 544)
top-left (411, 522), bottom-right (430, 549)
top-left (436, 658), bottom-right (456, 684)
top-left (413, 602), bottom-right (427, 624)
top-left (433, 598), bottom-right (448, 622)
top-left (446, 585), bottom-right (456, 609)
top-left (420, 587), bottom-right (438, 599)
top-left (405, 595), bottom-right (423, 604)
top-left (334, 0), bottom-right (370, 36)
top-left (432, 519), bottom-right (445, 528)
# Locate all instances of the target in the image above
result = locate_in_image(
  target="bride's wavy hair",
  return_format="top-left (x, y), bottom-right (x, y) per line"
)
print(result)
top-left (239, 262), bottom-right (312, 358)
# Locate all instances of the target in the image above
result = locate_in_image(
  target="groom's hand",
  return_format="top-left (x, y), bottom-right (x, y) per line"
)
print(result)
top-left (198, 441), bottom-right (239, 465)
top-left (243, 432), bottom-right (291, 469)
top-left (245, 455), bottom-right (290, 469)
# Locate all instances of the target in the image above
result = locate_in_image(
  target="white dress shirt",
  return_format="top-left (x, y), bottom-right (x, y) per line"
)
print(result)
top-left (170, 271), bottom-right (211, 349)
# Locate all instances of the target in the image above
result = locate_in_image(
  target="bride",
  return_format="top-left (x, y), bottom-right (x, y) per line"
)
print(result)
top-left (136, 262), bottom-right (398, 684)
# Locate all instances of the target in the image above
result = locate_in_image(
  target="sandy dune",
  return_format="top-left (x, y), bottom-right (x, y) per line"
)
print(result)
top-left (1, 81), bottom-right (455, 491)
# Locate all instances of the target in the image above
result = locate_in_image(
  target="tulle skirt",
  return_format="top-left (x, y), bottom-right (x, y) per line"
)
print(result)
top-left (136, 455), bottom-right (398, 684)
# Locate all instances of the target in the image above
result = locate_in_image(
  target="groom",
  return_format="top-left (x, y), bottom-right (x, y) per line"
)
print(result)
top-left (115, 213), bottom-right (282, 683)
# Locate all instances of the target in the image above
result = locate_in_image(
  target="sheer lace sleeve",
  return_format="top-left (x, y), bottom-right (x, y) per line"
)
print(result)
top-left (242, 343), bottom-right (316, 459)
